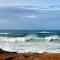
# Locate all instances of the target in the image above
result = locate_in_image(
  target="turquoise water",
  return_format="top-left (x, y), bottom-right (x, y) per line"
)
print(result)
top-left (0, 30), bottom-right (60, 37)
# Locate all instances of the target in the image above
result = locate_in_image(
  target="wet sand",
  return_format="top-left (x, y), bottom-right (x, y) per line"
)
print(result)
top-left (0, 49), bottom-right (60, 60)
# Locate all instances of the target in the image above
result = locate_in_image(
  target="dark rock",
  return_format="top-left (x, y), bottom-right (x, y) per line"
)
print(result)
top-left (6, 57), bottom-right (13, 60)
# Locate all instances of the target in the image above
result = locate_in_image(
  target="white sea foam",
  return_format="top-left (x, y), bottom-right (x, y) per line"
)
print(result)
top-left (0, 41), bottom-right (60, 53)
top-left (0, 33), bottom-right (9, 34)
top-left (0, 37), bottom-right (26, 42)
top-left (0, 35), bottom-right (60, 42)
top-left (0, 34), bottom-right (60, 53)
top-left (44, 35), bottom-right (60, 41)
top-left (40, 31), bottom-right (51, 33)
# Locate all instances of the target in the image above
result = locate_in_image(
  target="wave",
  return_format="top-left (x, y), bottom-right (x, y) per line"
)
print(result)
top-left (39, 31), bottom-right (51, 33)
top-left (0, 34), bottom-right (60, 53)
top-left (44, 35), bottom-right (60, 41)
top-left (0, 33), bottom-right (9, 34)
top-left (25, 34), bottom-right (40, 41)
top-left (0, 34), bottom-right (40, 42)
top-left (0, 34), bottom-right (60, 42)
top-left (0, 37), bottom-right (26, 42)
top-left (25, 34), bottom-right (60, 42)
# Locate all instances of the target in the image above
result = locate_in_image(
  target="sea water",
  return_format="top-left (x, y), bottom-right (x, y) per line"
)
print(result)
top-left (0, 30), bottom-right (60, 53)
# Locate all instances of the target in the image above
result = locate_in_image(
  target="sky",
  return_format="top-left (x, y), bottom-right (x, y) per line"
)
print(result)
top-left (0, 0), bottom-right (57, 6)
top-left (0, 0), bottom-right (60, 30)
top-left (0, 0), bottom-right (60, 7)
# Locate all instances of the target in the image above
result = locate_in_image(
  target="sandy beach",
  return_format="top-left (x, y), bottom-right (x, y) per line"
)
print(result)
top-left (0, 49), bottom-right (60, 60)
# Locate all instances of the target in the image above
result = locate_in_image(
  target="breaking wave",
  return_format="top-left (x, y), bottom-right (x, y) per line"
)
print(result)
top-left (0, 33), bottom-right (10, 34)
top-left (39, 31), bottom-right (51, 33)
top-left (0, 30), bottom-right (60, 53)
top-left (0, 34), bottom-right (60, 42)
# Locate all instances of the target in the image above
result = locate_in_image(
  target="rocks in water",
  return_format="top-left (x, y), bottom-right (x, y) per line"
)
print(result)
top-left (0, 49), bottom-right (6, 53)
top-left (50, 39), bottom-right (53, 41)
top-left (0, 49), bottom-right (17, 54)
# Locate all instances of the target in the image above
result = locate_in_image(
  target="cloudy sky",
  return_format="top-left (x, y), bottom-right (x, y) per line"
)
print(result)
top-left (0, 0), bottom-right (60, 30)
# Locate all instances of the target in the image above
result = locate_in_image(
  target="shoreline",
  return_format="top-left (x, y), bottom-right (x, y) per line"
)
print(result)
top-left (0, 49), bottom-right (60, 60)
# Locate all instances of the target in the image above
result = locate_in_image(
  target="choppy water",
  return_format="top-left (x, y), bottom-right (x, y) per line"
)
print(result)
top-left (0, 30), bottom-right (60, 53)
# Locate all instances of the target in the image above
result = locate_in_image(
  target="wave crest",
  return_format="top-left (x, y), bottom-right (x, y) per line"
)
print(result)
top-left (40, 31), bottom-right (51, 33)
top-left (43, 35), bottom-right (60, 42)
top-left (0, 34), bottom-right (60, 42)
top-left (0, 33), bottom-right (9, 34)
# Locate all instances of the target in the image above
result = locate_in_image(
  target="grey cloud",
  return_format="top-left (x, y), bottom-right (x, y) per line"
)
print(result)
top-left (0, 6), bottom-right (60, 29)
top-left (49, 5), bottom-right (60, 8)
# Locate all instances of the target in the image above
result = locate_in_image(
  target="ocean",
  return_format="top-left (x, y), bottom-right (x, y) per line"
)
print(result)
top-left (0, 30), bottom-right (60, 53)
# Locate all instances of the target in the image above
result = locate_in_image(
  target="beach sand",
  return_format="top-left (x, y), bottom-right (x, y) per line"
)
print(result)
top-left (0, 49), bottom-right (60, 60)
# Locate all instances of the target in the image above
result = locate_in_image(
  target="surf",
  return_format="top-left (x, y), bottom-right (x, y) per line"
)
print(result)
top-left (0, 34), bottom-right (60, 42)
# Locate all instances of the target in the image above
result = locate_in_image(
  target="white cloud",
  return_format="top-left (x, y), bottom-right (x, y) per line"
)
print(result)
top-left (18, 5), bottom-right (60, 10)
top-left (24, 15), bottom-right (37, 18)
